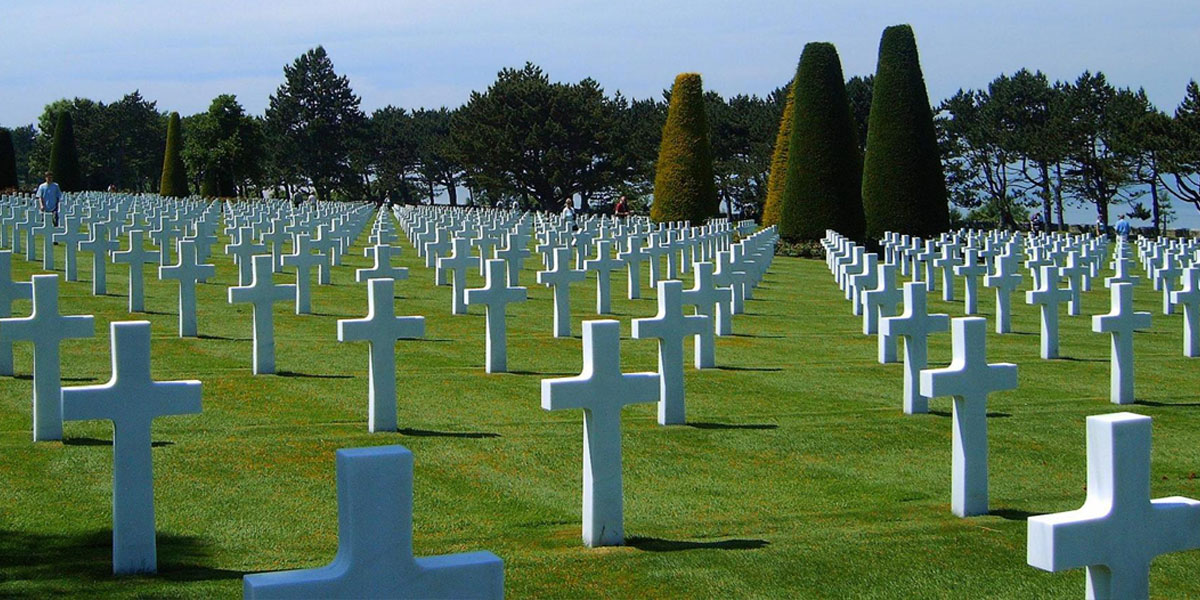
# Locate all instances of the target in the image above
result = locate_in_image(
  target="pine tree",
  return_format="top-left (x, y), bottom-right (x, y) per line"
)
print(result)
top-left (861, 25), bottom-right (948, 240)
top-left (761, 84), bottom-right (795, 227)
top-left (0, 128), bottom-right (17, 191)
top-left (778, 43), bottom-right (864, 242)
top-left (48, 111), bottom-right (82, 192)
top-left (160, 112), bottom-right (189, 197)
top-left (651, 73), bottom-right (719, 224)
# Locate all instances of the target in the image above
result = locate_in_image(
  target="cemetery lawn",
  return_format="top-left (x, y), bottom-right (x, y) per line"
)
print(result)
top-left (3, 226), bottom-right (1200, 599)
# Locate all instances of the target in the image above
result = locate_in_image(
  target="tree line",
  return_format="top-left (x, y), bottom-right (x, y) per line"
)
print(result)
top-left (2, 40), bottom-right (1198, 233)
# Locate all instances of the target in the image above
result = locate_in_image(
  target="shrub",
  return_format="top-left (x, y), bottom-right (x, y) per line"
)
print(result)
top-left (761, 84), bottom-right (795, 228)
top-left (160, 112), bottom-right (189, 197)
top-left (651, 73), bottom-right (719, 224)
top-left (778, 42), bottom-right (864, 242)
top-left (861, 25), bottom-right (949, 240)
top-left (48, 111), bottom-right (82, 192)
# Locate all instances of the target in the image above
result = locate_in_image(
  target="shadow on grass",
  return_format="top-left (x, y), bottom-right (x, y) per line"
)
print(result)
top-left (309, 312), bottom-right (355, 318)
top-left (0, 529), bottom-right (244, 582)
top-left (508, 370), bottom-right (575, 377)
top-left (12, 374), bottom-right (94, 382)
top-left (928, 410), bottom-right (1012, 419)
top-left (687, 422), bottom-right (778, 431)
top-left (274, 371), bottom-right (352, 380)
top-left (715, 365), bottom-right (782, 373)
top-left (728, 333), bottom-right (785, 339)
top-left (398, 428), bottom-right (500, 439)
top-left (136, 310), bottom-right (173, 316)
top-left (64, 438), bottom-right (174, 448)
top-left (626, 537), bottom-right (769, 552)
top-left (1135, 400), bottom-right (1200, 408)
top-left (1054, 356), bottom-right (1107, 363)
top-left (195, 334), bottom-right (251, 342)
top-left (989, 508), bottom-right (1044, 521)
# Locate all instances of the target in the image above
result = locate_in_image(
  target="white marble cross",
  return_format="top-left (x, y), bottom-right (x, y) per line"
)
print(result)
top-left (0, 274), bottom-right (94, 440)
top-left (880, 282), bottom-right (949, 414)
top-left (226, 227), bottom-right (266, 286)
top-left (79, 223), bottom-right (119, 296)
top-left (32, 214), bottom-right (56, 270)
top-left (933, 245), bottom-right (960, 302)
top-left (1105, 254), bottom-right (1140, 288)
top-left (243, 445), bottom-right (504, 599)
top-left (0, 250), bottom-right (33, 376)
top-left (536, 246), bottom-right (586, 338)
top-left (61, 321), bottom-right (201, 574)
top-left (494, 231), bottom-right (530, 286)
top-left (356, 244), bottom-right (408, 283)
top-left (113, 230), bottom-right (160, 313)
top-left (1170, 266), bottom-right (1200, 357)
top-left (584, 240), bottom-right (624, 315)
top-left (338, 278), bottom-right (425, 432)
top-left (228, 255), bottom-right (297, 375)
top-left (862, 261), bottom-right (902, 338)
top-left (681, 261), bottom-right (733, 360)
top-left (1027, 413), bottom-right (1200, 600)
top-left (1092, 282), bottom-right (1151, 405)
top-left (53, 218), bottom-right (87, 281)
top-left (281, 233), bottom-right (323, 315)
top-left (954, 249), bottom-right (988, 315)
top-left (1026, 265), bottom-right (1070, 359)
top-left (437, 237), bottom-right (475, 315)
top-left (1059, 253), bottom-right (1090, 316)
top-left (542, 320), bottom-right (659, 547)
top-left (632, 280), bottom-right (711, 425)
top-left (920, 317), bottom-right (1017, 517)
top-left (465, 258), bottom-right (527, 373)
top-left (618, 234), bottom-right (649, 300)
top-left (1154, 253), bottom-right (1181, 315)
top-left (983, 252), bottom-right (1021, 334)
top-left (158, 239), bottom-right (215, 337)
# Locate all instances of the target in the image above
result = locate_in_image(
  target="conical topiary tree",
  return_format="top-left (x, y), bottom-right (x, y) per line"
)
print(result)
top-left (651, 73), bottom-right (719, 224)
top-left (861, 24), bottom-right (948, 240)
top-left (160, 112), bottom-right (189, 197)
top-left (778, 42), bottom-right (865, 242)
top-left (48, 111), bottom-right (82, 192)
top-left (0, 128), bottom-right (17, 191)
top-left (761, 83), bottom-right (795, 228)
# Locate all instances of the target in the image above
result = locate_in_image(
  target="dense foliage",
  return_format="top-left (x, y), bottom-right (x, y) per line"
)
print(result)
top-left (861, 24), bottom-right (949, 240)
top-left (48, 111), bottom-right (83, 192)
top-left (159, 112), bottom-right (188, 197)
top-left (651, 73), bottom-right (719, 224)
top-left (777, 42), bottom-right (864, 242)
top-left (0, 128), bottom-right (17, 191)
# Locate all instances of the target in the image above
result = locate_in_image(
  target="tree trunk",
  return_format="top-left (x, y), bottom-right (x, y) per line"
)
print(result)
top-left (446, 183), bottom-right (458, 207)
top-left (1039, 162), bottom-right (1052, 230)
top-left (1151, 179), bottom-right (1162, 236)
top-left (1052, 162), bottom-right (1065, 231)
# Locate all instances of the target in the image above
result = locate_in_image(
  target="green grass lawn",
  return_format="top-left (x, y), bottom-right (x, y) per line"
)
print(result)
top-left (1, 220), bottom-right (1199, 598)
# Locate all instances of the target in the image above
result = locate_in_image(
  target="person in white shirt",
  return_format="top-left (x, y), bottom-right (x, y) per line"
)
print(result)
top-left (35, 171), bottom-right (62, 227)
top-left (561, 198), bottom-right (576, 231)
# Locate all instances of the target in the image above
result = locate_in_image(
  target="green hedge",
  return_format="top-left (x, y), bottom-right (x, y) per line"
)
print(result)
top-left (861, 24), bottom-right (948, 240)
top-left (778, 42), bottom-right (864, 242)
top-left (761, 83), bottom-right (795, 228)
top-left (651, 73), bottom-right (719, 224)
top-left (48, 111), bottom-right (82, 192)
top-left (0, 128), bottom-right (17, 191)
top-left (160, 112), bottom-right (189, 197)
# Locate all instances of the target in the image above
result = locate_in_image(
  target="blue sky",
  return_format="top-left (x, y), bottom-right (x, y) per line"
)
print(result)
top-left (2, 0), bottom-right (1196, 127)
top-left (2, 0), bottom-right (1198, 226)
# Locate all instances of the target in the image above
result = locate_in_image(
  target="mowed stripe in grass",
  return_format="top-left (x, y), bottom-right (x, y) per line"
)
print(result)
top-left (0, 222), bottom-right (1198, 597)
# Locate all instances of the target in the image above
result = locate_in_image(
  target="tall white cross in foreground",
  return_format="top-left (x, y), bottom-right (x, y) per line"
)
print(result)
top-left (465, 258), bottom-right (527, 373)
top-left (1092, 282), bottom-right (1151, 405)
top-left (243, 445), bottom-right (504, 599)
top-left (920, 317), bottom-right (1017, 517)
top-left (338, 278), bottom-right (425, 432)
top-left (228, 255), bottom-right (297, 375)
top-left (632, 280), bottom-right (711, 425)
top-left (1028, 413), bottom-right (1200, 600)
top-left (61, 321), bottom-right (202, 574)
top-left (542, 320), bottom-right (659, 547)
top-left (0, 274), bottom-right (94, 441)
